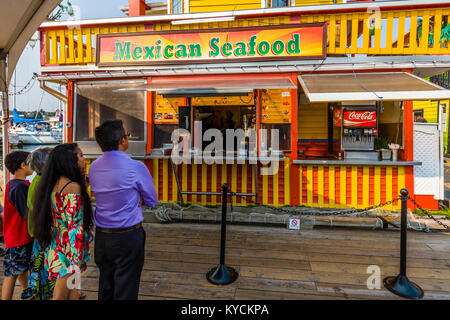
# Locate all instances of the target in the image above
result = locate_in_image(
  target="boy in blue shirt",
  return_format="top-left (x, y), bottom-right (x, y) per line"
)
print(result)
top-left (1, 151), bottom-right (34, 300)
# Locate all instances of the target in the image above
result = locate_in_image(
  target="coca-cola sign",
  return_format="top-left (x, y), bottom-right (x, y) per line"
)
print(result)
top-left (343, 111), bottom-right (377, 127)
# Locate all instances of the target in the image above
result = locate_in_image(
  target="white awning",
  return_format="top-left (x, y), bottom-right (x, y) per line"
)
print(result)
top-left (113, 77), bottom-right (297, 95)
top-left (298, 72), bottom-right (450, 102)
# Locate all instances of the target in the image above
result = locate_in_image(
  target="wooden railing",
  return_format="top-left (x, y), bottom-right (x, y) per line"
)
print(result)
top-left (41, 6), bottom-right (450, 66)
top-left (43, 24), bottom-right (146, 65)
top-left (301, 7), bottom-right (450, 55)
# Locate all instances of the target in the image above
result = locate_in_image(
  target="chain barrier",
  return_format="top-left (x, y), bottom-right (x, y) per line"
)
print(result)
top-left (408, 196), bottom-right (450, 231)
top-left (229, 192), bottom-right (401, 217)
top-left (149, 193), bottom-right (450, 232)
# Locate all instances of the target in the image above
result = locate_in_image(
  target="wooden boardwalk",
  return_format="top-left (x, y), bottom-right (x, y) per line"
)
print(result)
top-left (2, 222), bottom-right (450, 300)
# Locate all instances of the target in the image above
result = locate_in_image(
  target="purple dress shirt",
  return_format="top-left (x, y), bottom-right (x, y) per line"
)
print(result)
top-left (89, 151), bottom-right (157, 228)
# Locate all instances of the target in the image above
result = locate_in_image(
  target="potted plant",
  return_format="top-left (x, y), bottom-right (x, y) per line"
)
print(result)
top-left (374, 137), bottom-right (391, 161)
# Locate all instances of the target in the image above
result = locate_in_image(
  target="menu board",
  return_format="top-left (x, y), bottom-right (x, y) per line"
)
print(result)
top-left (191, 93), bottom-right (254, 107)
top-left (154, 94), bottom-right (186, 124)
top-left (261, 89), bottom-right (292, 124)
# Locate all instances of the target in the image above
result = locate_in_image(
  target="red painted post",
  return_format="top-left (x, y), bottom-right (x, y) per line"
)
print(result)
top-left (129, 0), bottom-right (146, 16)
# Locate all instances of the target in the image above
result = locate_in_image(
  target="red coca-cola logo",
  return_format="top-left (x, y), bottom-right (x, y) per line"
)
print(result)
top-left (344, 111), bottom-right (376, 127)
top-left (347, 111), bottom-right (375, 121)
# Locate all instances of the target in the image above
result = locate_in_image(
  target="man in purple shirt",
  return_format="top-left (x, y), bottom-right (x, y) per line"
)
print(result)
top-left (89, 120), bottom-right (157, 300)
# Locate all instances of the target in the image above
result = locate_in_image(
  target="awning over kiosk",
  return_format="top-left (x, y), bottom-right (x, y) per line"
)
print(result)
top-left (298, 72), bottom-right (450, 102)
top-left (113, 77), bottom-right (297, 96)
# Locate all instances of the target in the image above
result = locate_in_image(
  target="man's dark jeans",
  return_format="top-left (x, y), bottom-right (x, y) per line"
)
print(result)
top-left (94, 226), bottom-right (146, 300)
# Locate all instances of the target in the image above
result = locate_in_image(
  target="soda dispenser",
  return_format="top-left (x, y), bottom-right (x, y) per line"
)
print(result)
top-left (341, 107), bottom-right (378, 159)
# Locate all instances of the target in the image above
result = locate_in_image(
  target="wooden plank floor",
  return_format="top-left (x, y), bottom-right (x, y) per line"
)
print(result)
top-left (1, 222), bottom-right (450, 300)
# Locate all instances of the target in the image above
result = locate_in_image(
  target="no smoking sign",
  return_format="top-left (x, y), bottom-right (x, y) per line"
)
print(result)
top-left (289, 218), bottom-right (300, 230)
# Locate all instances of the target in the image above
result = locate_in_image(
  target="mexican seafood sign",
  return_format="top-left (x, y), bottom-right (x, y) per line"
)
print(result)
top-left (96, 23), bottom-right (326, 66)
top-left (343, 111), bottom-right (377, 127)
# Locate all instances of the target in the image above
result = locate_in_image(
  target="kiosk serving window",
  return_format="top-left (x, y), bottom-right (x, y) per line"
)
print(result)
top-left (74, 80), bottom-right (146, 155)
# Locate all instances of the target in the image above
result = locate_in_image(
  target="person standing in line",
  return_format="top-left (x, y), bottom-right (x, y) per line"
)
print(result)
top-left (32, 143), bottom-right (93, 300)
top-left (1, 151), bottom-right (34, 300)
top-left (24, 147), bottom-right (59, 300)
top-left (89, 120), bottom-right (157, 300)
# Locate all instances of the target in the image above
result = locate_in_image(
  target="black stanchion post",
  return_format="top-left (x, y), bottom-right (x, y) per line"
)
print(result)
top-left (206, 183), bottom-right (239, 285)
top-left (383, 189), bottom-right (424, 299)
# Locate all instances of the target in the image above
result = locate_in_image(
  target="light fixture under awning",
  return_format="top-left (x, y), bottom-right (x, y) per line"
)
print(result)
top-left (298, 72), bottom-right (450, 102)
top-left (113, 77), bottom-right (297, 96)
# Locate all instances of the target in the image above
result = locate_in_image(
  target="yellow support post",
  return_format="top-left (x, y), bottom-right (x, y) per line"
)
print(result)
top-left (273, 163), bottom-right (279, 207)
top-left (386, 166), bottom-right (393, 210)
top-left (363, 167), bottom-right (370, 208)
top-left (329, 166), bottom-right (335, 206)
top-left (192, 164), bottom-right (197, 204)
top-left (67, 29), bottom-right (75, 64)
top-left (263, 166), bottom-right (268, 205)
top-left (338, 16), bottom-right (347, 54)
top-left (57, 30), bottom-right (66, 64)
top-left (318, 166), bottom-right (324, 207)
top-left (49, 30), bottom-right (57, 64)
top-left (384, 11), bottom-right (394, 54)
top-left (374, 167), bottom-right (381, 206)
top-left (419, 13), bottom-right (430, 54)
top-left (83, 28), bottom-right (92, 63)
top-left (362, 13), bottom-right (370, 53)
top-left (396, 11), bottom-right (406, 54)
top-left (435, 9), bottom-right (443, 54)
top-left (329, 15), bottom-right (336, 54)
top-left (408, 11), bottom-right (418, 55)
top-left (242, 163), bottom-right (247, 206)
top-left (350, 13), bottom-right (359, 54)
top-left (75, 29), bottom-right (83, 63)
top-left (373, 14), bottom-right (382, 54)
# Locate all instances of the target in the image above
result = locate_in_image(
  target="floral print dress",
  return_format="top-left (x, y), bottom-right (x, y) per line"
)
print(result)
top-left (45, 192), bottom-right (90, 281)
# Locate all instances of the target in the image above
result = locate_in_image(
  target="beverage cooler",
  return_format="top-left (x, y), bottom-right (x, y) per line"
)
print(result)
top-left (341, 106), bottom-right (378, 160)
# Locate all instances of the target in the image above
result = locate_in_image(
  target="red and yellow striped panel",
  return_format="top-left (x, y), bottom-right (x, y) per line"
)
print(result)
top-left (297, 165), bottom-right (406, 210)
top-left (146, 158), bottom-right (291, 207)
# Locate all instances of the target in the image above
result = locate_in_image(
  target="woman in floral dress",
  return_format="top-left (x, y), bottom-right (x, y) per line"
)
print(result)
top-left (32, 143), bottom-right (93, 300)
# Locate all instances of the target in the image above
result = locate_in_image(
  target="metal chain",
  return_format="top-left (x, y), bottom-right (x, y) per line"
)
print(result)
top-left (228, 192), bottom-right (401, 217)
top-left (408, 196), bottom-right (450, 230)
top-left (150, 193), bottom-right (449, 232)
top-left (8, 73), bottom-right (37, 96)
